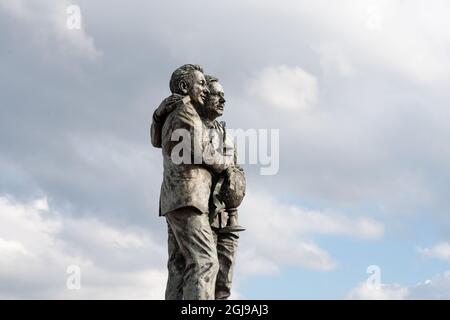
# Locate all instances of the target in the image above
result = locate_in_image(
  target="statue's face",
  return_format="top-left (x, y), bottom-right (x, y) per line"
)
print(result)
top-left (205, 81), bottom-right (225, 119)
top-left (188, 70), bottom-right (209, 107)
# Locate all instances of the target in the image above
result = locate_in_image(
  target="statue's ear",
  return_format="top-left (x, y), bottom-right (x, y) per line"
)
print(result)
top-left (179, 80), bottom-right (189, 95)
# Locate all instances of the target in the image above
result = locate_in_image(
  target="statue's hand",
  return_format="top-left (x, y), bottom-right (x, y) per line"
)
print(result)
top-left (154, 94), bottom-right (185, 121)
top-left (232, 164), bottom-right (244, 173)
top-left (225, 166), bottom-right (234, 177)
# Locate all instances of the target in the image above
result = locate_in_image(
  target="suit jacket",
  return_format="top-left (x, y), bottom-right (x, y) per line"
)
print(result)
top-left (208, 120), bottom-right (239, 229)
top-left (156, 97), bottom-right (229, 216)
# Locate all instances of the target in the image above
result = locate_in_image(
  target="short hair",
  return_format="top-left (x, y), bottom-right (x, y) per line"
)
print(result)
top-left (169, 64), bottom-right (204, 94)
top-left (205, 75), bottom-right (219, 85)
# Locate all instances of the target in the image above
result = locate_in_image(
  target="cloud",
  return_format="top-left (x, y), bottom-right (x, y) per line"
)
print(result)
top-left (237, 250), bottom-right (280, 276)
top-left (347, 271), bottom-right (450, 300)
top-left (355, 0), bottom-right (450, 86)
top-left (242, 0), bottom-right (450, 87)
top-left (346, 282), bottom-right (408, 300)
top-left (236, 191), bottom-right (384, 275)
top-left (418, 243), bottom-right (450, 263)
top-left (0, 238), bottom-right (29, 257)
top-left (0, 0), bottom-right (101, 59)
top-left (315, 42), bottom-right (355, 77)
top-left (248, 65), bottom-right (318, 111)
top-left (0, 196), bottom-right (166, 299)
top-left (409, 271), bottom-right (450, 299)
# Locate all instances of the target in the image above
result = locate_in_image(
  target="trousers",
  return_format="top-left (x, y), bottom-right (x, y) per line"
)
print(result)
top-left (212, 229), bottom-right (239, 300)
top-left (165, 207), bottom-right (219, 300)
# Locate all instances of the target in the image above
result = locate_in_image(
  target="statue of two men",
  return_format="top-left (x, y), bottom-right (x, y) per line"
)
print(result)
top-left (150, 64), bottom-right (246, 300)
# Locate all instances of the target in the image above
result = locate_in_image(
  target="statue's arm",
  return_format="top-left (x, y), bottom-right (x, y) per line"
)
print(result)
top-left (172, 107), bottom-right (230, 173)
top-left (150, 110), bottom-right (163, 148)
top-left (150, 95), bottom-right (184, 148)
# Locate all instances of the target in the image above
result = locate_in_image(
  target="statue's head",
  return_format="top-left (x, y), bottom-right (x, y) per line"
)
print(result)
top-left (204, 75), bottom-right (226, 120)
top-left (169, 64), bottom-right (209, 107)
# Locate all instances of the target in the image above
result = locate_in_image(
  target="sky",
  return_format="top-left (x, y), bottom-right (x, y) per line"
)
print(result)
top-left (1, 0), bottom-right (450, 299)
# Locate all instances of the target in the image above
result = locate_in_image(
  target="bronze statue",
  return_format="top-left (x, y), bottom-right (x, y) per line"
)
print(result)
top-left (150, 64), bottom-right (245, 300)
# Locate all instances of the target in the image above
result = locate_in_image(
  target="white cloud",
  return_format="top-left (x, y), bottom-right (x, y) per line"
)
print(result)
top-left (237, 191), bottom-right (384, 275)
top-left (316, 42), bottom-right (355, 77)
top-left (409, 271), bottom-right (450, 299)
top-left (347, 282), bottom-right (409, 300)
top-left (0, 0), bottom-right (101, 59)
top-left (0, 196), bottom-right (166, 299)
top-left (0, 238), bottom-right (30, 258)
top-left (354, 0), bottom-right (450, 86)
top-left (340, 0), bottom-right (450, 86)
top-left (347, 271), bottom-right (450, 300)
top-left (237, 250), bottom-right (280, 276)
top-left (248, 65), bottom-right (318, 111)
top-left (418, 243), bottom-right (450, 263)
top-left (242, 0), bottom-right (450, 87)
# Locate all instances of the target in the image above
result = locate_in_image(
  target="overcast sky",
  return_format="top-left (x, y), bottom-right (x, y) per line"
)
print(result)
top-left (1, 0), bottom-right (450, 299)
